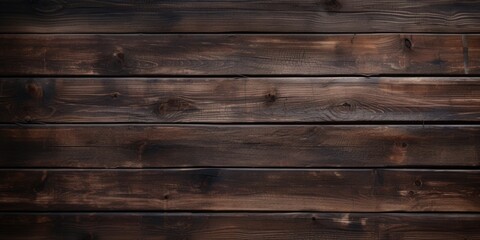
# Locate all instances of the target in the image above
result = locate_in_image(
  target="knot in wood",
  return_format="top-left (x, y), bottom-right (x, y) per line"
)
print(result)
top-left (113, 52), bottom-right (125, 64)
top-left (156, 98), bottom-right (198, 115)
top-left (264, 89), bottom-right (278, 105)
top-left (404, 38), bottom-right (412, 49)
top-left (31, 0), bottom-right (65, 14)
top-left (25, 82), bottom-right (43, 99)
top-left (414, 179), bottom-right (422, 187)
top-left (265, 93), bottom-right (277, 103)
top-left (394, 141), bottom-right (408, 149)
top-left (110, 92), bottom-right (121, 99)
top-left (324, 0), bottom-right (342, 12)
top-left (341, 102), bottom-right (351, 107)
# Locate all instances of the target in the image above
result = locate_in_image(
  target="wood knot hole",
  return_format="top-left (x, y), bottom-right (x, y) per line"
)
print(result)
top-left (341, 102), bottom-right (351, 107)
top-left (414, 179), bottom-right (422, 187)
top-left (404, 38), bottom-right (412, 49)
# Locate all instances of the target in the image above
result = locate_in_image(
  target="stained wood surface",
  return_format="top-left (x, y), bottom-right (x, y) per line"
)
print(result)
top-left (0, 34), bottom-right (476, 76)
top-left (469, 36), bottom-right (480, 74)
top-left (2, 77), bottom-right (479, 123)
top-left (1, 1), bottom-right (480, 33)
top-left (1, 213), bottom-right (479, 240)
top-left (0, 169), bottom-right (478, 211)
top-left (1, 0), bottom-right (479, 238)
top-left (1, 125), bottom-right (478, 168)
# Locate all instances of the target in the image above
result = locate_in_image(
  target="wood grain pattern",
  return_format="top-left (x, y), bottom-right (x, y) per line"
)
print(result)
top-left (469, 36), bottom-right (480, 74)
top-left (0, 34), bottom-right (475, 76)
top-left (1, 0), bottom-right (478, 238)
top-left (0, 213), bottom-right (479, 240)
top-left (1, 77), bottom-right (479, 123)
top-left (1, 125), bottom-right (478, 168)
top-left (0, 169), bottom-right (478, 211)
top-left (1, 0), bottom-right (480, 33)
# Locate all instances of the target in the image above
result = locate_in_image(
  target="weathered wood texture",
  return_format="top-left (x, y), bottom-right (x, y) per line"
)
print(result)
top-left (1, 213), bottom-right (479, 240)
top-left (1, 125), bottom-right (478, 168)
top-left (0, 169), bottom-right (478, 211)
top-left (469, 36), bottom-right (480, 73)
top-left (2, 77), bottom-right (479, 123)
top-left (1, 0), bottom-right (479, 238)
top-left (1, 0), bottom-right (480, 33)
top-left (0, 35), bottom-right (477, 76)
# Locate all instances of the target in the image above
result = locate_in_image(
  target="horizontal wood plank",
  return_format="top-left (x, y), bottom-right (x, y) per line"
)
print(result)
top-left (0, 125), bottom-right (478, 168)
top-left (469, 36), bottom-right (480, 74)
top-left (0, 35), bottom-right (477, 76)
top-left (0, 169), bottom-right (478, 211)
top-left (0, 213), bottom-right (479, 240)
top-left (1, 1), bottom-right (480, 33)
top-left (1, 77), bottom-right (479, 123)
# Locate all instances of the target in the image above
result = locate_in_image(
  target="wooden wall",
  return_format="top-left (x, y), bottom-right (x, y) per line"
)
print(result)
top-left (0, 1), bottom-right (479, 239)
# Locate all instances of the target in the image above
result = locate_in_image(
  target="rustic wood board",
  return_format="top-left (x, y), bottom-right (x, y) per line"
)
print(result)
top-left (1, 213), bottom-right (479, 240)
top-left (1, 0), bottom-right (480, 33)
top-left (0, 35), bottom-right (476, 76)
top-left (1, 125), bottom-right (478, 168)
top-left (2, 77), bottom-right (479, 123)
top-left (0, 169), bottom-right (478, 211)
top-left (469, 36), bottom-right (480, 74)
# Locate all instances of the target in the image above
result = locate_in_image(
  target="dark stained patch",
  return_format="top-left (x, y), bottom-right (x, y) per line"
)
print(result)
top-left (324, 0), bottom-right (342, 12)
top-left (155, 98), bottom-right (199, 116)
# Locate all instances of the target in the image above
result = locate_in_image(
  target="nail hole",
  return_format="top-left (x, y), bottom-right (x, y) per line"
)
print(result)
top-left (408, 190), bottom-right (415, 196)
top-left (311, 216), bottom-right (316, 221)
top-left (404, 38), bottom-right (412, 49)
top-left (164, 194), bottom-right (169, 200)
top-left (401, 142), bottom-right (408, 148)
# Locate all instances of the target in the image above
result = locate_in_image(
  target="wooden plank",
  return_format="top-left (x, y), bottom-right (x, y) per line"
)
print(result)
top-left (1, 77), bottom-right (479, 123)
top-left (0, 125), bottom-right (478, 168)
top-left (0, 169), bottom-right (478, 211)
top-left (0, 213), bottom-right (479, 240)
top-left (1, 1), bottom-right (480, 33)
top-left (468, 36), bottom-right (480, 74)
top-left (0, 34), bottom-right (473, 76)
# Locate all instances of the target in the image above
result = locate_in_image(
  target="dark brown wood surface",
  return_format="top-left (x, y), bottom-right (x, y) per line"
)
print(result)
top-left (0, 169), bottom-right (478, 211)
top-left (1, 0), bottom-right (480, 33)
top-left (470, 36), bottom-right (480, 73)
top-left (2, 77), bottom-right (479, 123)
top-left (1, 125), bottom-right (478, 168)
top-left (0, 35), bottom-right (476, 76)
top-left (1, 213), bottom-right (479, 240)
top-left (1, 1), bottom-right (479, 238)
